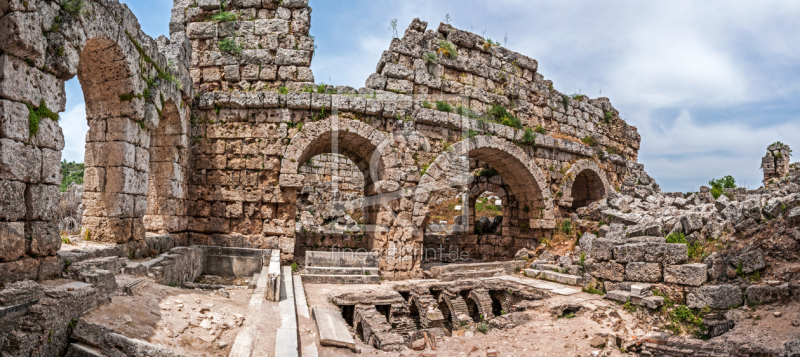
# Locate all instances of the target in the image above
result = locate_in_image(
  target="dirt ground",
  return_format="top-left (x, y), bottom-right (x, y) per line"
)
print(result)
top-left (83, 275), bottom-right (251, 357)
top-left (709, 301), bottom-right (800, 349)
top-left (300, 277), bottom-right (645, 357)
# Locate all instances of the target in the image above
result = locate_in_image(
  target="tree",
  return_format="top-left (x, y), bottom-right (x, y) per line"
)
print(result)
top-left (708, 175), bottom-right (736, 199)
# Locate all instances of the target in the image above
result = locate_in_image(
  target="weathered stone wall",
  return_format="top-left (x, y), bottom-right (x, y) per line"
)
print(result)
top-left (0, 0), bottom-right (192, 286)
top-left (0, 0), bottom-right (645, 283)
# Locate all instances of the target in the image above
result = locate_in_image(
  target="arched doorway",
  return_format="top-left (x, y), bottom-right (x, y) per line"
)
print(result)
top-left (559, 160), bottom-right (611, 211)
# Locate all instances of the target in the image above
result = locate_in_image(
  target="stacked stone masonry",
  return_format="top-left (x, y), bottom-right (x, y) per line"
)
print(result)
top-left (0, 0), bottom-right (645, 283)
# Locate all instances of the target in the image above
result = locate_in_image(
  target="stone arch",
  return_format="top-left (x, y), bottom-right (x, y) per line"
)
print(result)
top-left (468, 180), bottom-right (508, 235)
top-left (279, 117), bottom-right (399, 257)
top-left (47, 3), bottom-right (192, 244)
top-left (144, 100), bottom-right (190, 234)
top-left (279, 116), bottom-right (393, 187)
top-left (415, 136), bottom-right (554, 231)
top-left (559, 159), bottom-right (611, 209)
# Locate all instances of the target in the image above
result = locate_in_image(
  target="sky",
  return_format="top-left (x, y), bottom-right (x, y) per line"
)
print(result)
top-left (61, 0), bottom-right (800, 192)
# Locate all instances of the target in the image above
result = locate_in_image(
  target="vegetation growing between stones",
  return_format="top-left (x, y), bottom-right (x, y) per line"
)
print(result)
top-left (435, 101), bottom-right (453, 113)
top-left (522, 128), bottom-right (536, 144)
top-left (534, 125), bottom-right (546, 134)
top-left (666, 232), bottom-right (686, 244)
top-left (219, 38), bottom-right (242, 56)
top-left (438, 40), bottom-right (458, 59)
top-left (486, 105), bottom-right (522, 129)
top-left (476, 168), bottom-right (499, 177)
top-left (581, 136), bottom-right (595, 146)
top-left (423, 52), bottom-right (438, 65)
top-left (62, 0), bottom-right (85, 17)
top-left (27, 100), bottom-right (60, 137)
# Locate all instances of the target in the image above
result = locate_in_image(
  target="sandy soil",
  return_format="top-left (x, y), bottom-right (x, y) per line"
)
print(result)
top-left (83, 275), bottom-right (251, 357)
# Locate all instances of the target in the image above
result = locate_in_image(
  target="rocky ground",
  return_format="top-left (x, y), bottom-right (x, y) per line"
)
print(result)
top-left (82, 275), bottom-right (251, 357)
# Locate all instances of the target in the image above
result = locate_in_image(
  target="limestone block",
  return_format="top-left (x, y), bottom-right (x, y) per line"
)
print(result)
top-left (280, 0), bottom-right (309, 8)
top-left (0, 258), bottom-right (39, 286)
top-left (365, 73), bottom-right (387, 90)
top-left (83, 167), bottom-right (106, 192)
top-left (0, 221), bottom-right (25, 262)
top-left (24, 184), bottom-right (58, 221)
top-left (40, 148), bottom-right (62, 185)
top-left (625, 262), bottom-right (662, 283)
top-left (2, 138), bottom-right (42, 183)
top-left (613, 243), bottom-right (687, 265)
top-left (605, 290), bottom-right (630, 303)
top-left (186, 22), bottom-right (217, 39)
top-left (286, 92), bottom-right (310, 109)
top-left (106, 117), bottom-right (143, 144)
top-left (0, 54), bottom-right (65, 112)
top-left (680, 213), bottom-right (703, 234)
top-left (589, 261), bottom-right (624, 282)
top-left (729, 249), bottom-right (765, 274)
top-left (0, 11), bottom-right (46, 67)
top-left (686, 285), bottom-right (743, 309)
top-left (274, 48), bottom-right (311, 66)
top-left (0, 179), bottom-right (26, 220)
top-left (82, 216), bottom-right (133, 243)
top-left (85, 141), bottom-right (136, 168)
top-left (105, 167), bottom-right (148, 195)
top-left (588, 238), bottom-right (615, 261)
top-left (746, 284), bottom-right (791, 305)
top-left (24, 221), bottom-right (60, 257)
top-left (664, 263), bottom-right (707, 286)
top-left (254, 19), bottom-right (289, 35)
top-left (0, 99), bottom-right (29, 142)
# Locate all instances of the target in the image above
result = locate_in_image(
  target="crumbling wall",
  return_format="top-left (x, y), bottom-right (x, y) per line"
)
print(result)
top-left (762, 143), bottom-right (792, 186)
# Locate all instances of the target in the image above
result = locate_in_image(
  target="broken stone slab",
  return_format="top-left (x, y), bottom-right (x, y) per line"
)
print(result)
top-left (638, 296), bottom-right (665, 309)
top-left (630, 283), bottom-right (652, 298)
top-left (523, 269), bottom-right (583, 286)
top-left (587, 238), bottom-right (615, 261)
top-left (265, 249), bottom-right (281, 301)
top-left (312, 307), bottom-right (355, 349)
top-left (663, 263), bottom-right (707, 286)
top-left (686, 284), bottom-right (743, 309)
top-left (605, 290), bottom-right (630, 303)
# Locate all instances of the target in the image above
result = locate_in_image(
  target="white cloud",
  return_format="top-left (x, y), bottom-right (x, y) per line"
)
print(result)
top-left (60, 104), bottom-right (88, 163)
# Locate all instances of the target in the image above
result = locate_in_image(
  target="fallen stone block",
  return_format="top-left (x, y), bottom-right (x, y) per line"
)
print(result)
top-left (663, 263), bottom-right (707, 287)
top-left (605, 290), bottom-right (630, 303)
top-left (639, 296), bottom-right (664, 309)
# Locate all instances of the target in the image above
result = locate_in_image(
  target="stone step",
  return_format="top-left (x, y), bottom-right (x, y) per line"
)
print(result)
top-left (302, 274), bottom-right (381, 284)
top-left (530, 263), bottom-right (561, 271)
top-left (305, 266), bottom-right (379, 276)
top-left (440, 268), bottom-right (504, 281)
top-left (605, 290), bottom-right (631, 303)
top-left (523, 269), bottom-right (583, 286)
top-left (305, 251), bottom-right (379, 268)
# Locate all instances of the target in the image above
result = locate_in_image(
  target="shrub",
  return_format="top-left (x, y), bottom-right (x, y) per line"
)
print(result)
top-left (435, 101), bottom-right (453, 113)
top-left (219, 38), bottom-right (242, 55)
top-left (212, 11), bottom-right (238, 22)
top-left (291, 262), bottom-right (298, 272)
top-left (437, 40), bottom-right (458, 59)
top-left (560, 219), bottom-right (573, 235)
top-left (279, 86), bottom-right (289, 95)
top-left (688, 242), bottom-right (705, 261)
top-left (486, 105), bottom-right (522, 129)
top-left (665, 232), bottom-right (686, 244)
top-left (603, 110), bottom-right (614, 124)
top-left (708, 175), bottom-right (736, 199)
top-left (522, 128), bottom-right (536, 144)
top-left (423, 52), bottom-right (438, 65)
top-left (581, 136), bottom-right (595, 146)
top-left (477, 323), bottom-right (489, 333)
top-left (62, 0), bottom-right (85, 17)
top-left (534, 125), bottom-right (547, 134)
top-left (570, 92), bottom-right (586, 101)
top-left (422, 100), bottom-right (432, 109)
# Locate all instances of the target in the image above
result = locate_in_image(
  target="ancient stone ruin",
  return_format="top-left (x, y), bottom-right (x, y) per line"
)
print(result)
top-left (1, 1), bottom-right (799, 356)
